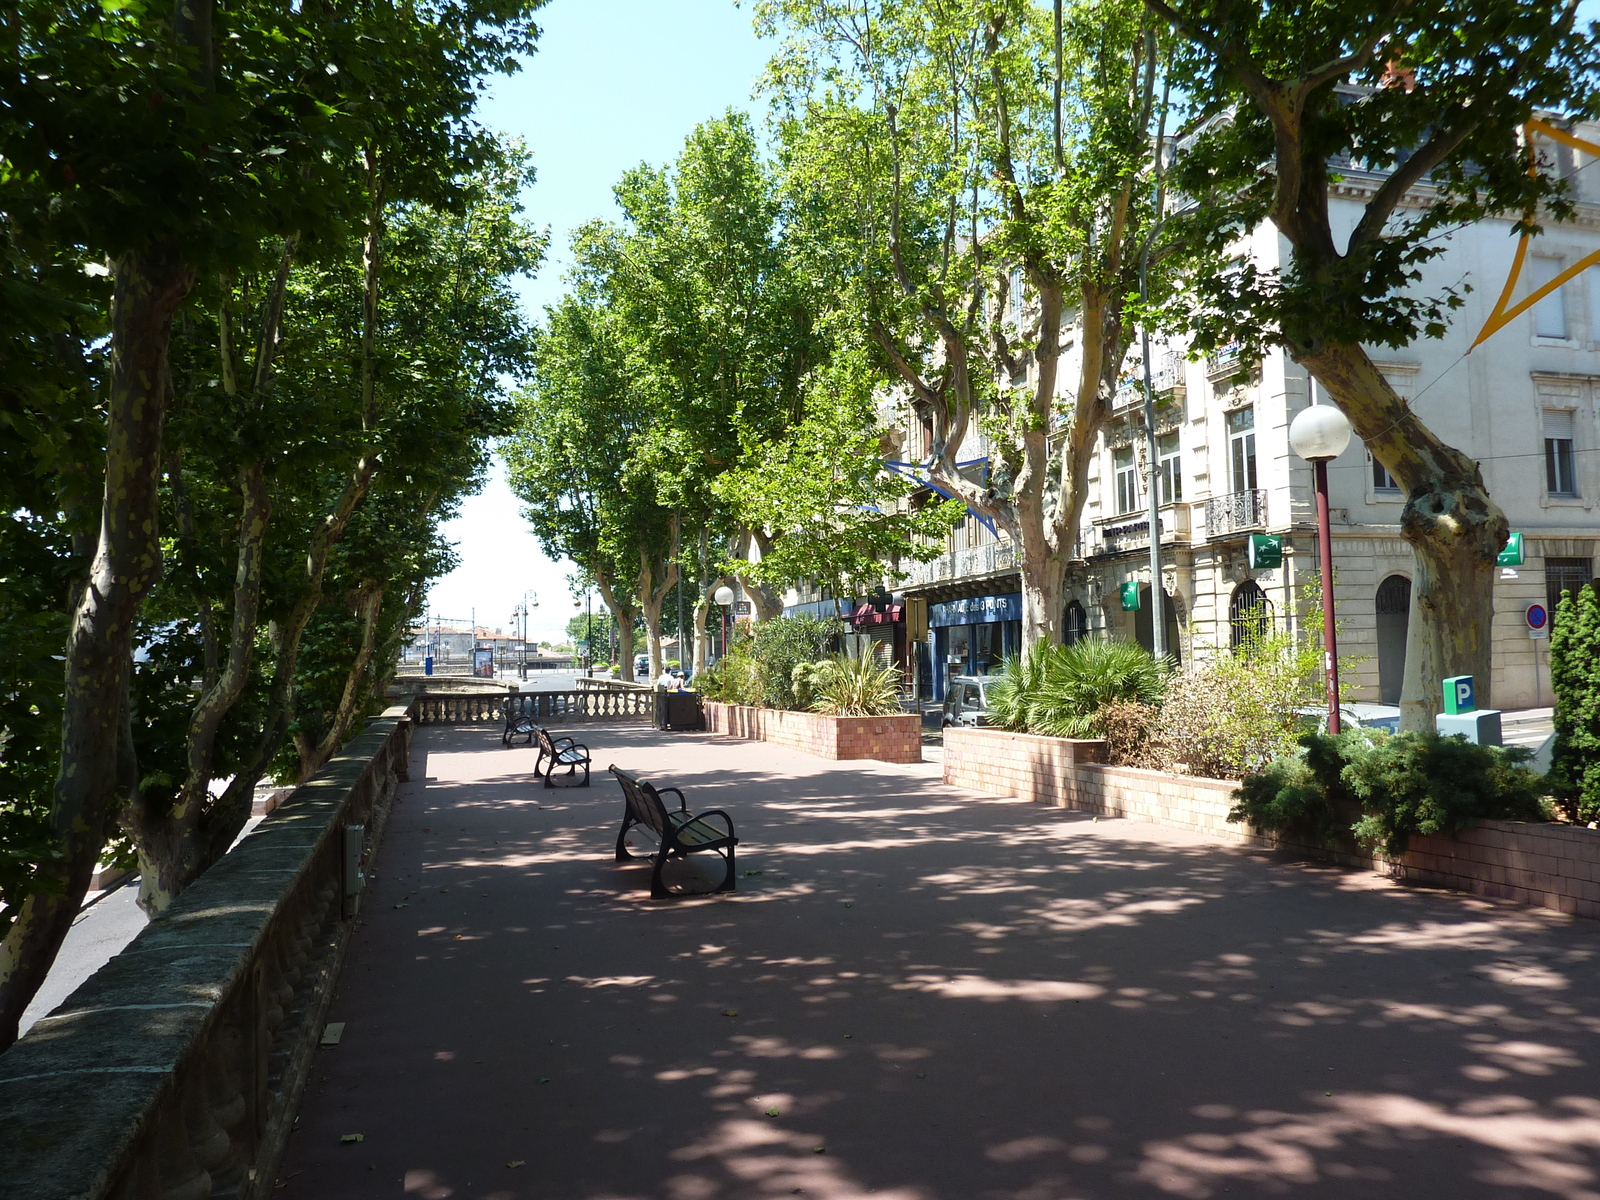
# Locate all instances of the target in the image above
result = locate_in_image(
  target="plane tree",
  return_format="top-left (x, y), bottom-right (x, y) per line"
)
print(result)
top-left (759, 0), bottom-right (1179, 646)
top-left (1146, 0), bottom-right (1600, 725)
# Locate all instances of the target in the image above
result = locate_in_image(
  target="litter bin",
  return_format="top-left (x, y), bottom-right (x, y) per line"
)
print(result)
top-left (654, 688), bottom-right (703, 731)
top-left (424, 655), bottom-right (434, 676)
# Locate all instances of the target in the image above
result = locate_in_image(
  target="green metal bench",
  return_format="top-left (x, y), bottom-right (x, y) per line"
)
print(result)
top-left (610, 765), bottom-right (737, 899)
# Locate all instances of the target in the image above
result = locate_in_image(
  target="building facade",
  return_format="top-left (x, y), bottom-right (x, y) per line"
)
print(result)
top-left (786, 120), bottom-right (1600, 710)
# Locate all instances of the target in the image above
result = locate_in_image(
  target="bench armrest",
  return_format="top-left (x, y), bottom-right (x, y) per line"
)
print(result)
top-left (656, 786), bottom-right (689, 812)
top-left (563, 742), bottom-right (590, 755)
top-left (690, 808), bottom-right (735, 835)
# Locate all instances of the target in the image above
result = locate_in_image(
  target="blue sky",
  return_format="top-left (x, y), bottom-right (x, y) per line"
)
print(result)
top-left (426, 0), bottom-right (773, 644)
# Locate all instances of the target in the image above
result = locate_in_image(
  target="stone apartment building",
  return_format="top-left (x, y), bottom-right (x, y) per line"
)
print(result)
top-left (782, 119), bottom-right (1600, 710)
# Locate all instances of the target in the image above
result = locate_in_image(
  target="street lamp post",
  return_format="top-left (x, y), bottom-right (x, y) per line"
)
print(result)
top-left (713, 585), bottom-right (735, 662)
top-left (1289, 402), bottom-right (1354, 735)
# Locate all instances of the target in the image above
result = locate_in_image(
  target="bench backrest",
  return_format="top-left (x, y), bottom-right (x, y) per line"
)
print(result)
top-left (609, 766), bottom-right (669, 837)
top-left (535, 726), bottom-right (557, 754)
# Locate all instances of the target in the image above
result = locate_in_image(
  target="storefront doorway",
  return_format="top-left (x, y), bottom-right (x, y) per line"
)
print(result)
top-left (929, 592), bottom-right (1023, 700)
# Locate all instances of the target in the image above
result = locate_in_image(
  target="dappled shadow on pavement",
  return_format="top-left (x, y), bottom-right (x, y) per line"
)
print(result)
top-left (276, 724), bottom-right (1600, 1200)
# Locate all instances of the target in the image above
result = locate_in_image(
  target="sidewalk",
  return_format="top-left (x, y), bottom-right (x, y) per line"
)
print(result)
top-left (277, 723), bottom-right (1600, 1199)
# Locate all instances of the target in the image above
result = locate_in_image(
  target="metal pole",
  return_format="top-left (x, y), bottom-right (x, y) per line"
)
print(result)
top-left (1140, 323), bottom-right (1164, 660)
top-left (1138, 48), bottom-right (1169, 661)
top-left (1315, 458), bottom-right (1341, 735)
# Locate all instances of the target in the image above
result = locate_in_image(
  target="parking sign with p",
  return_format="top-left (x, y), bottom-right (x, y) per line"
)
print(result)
top-left (1442, 675), bottom-right (1476, 715)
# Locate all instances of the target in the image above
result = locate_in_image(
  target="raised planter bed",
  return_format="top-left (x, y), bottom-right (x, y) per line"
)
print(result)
top-left (944, 725), bottom-right (1600, 920)
top-left (703, 701), bottom-right (921, 764)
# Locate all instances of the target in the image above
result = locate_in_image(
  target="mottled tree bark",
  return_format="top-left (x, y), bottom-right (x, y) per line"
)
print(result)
top-left (132, 459), bottom-right (270, 913)
top-left (0, 241), bottom-right (194, 1048)
top-left (637, 518), bottom-right (680, 679)
top-left (1297, 343), bottom-right (1506, 726)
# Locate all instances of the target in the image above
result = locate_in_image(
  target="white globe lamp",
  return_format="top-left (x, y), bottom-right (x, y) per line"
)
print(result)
top-left (713, 586), bottom-right (736, 606)
top-left (1289, 404), bottom-right (1353, 463)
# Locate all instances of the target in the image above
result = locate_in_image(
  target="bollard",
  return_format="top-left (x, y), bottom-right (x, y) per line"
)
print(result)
top-left (342, 824), bottom-right (366, 919)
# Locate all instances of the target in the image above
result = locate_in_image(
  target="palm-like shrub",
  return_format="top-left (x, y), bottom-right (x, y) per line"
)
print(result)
top-left (809, 655), bottom-right (904, 716)
top-left (987, 639), bottom-right (1168, 738)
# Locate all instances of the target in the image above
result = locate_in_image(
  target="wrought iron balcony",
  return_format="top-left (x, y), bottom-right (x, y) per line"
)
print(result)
top-left (1205, 341), bottom-right (1251, 381)
top-left (902, 538), bottom-right (1018, 588)
top-left (1204, 489), bottom-right (1267, 538)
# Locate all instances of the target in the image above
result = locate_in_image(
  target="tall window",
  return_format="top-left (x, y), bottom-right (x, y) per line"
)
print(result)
top-left (1157, 432), bottom-right (1182, 504)
top-left (1229, 581), bottom-right (1272, 650)
top-left (1370, 451), bottom-right (1400, 494)
top-left (1064, 600), bottom-right (1088, 646)
top-left (1532, 257), bottom-right (1569, 338)
top-left (1227, 406), bottom-right (1257, 493)
top-left (1114, 446), bottom-right (1138, 514)
top-left (1009, 267), bottom-right (1024, 324)
top-left (1545, 409), bottom-right (1578, 497)
top-left (1547, 558), bottom-right (1593, 625)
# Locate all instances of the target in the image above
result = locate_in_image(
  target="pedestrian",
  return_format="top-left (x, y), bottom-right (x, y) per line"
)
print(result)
top-left (655, 666), bottom-right (676, 690)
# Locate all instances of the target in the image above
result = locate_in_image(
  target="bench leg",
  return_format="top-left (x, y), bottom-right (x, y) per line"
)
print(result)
top-left (716, 845), bottom-right (737, 894)
top-left (650, 849), bottom-right (671, 899)
top-left (615, 815), bottom-right (639, 861)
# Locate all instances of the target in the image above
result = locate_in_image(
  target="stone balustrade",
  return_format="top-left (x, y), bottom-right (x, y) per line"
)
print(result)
top-left (0, 706), bottom-right (414, 1200)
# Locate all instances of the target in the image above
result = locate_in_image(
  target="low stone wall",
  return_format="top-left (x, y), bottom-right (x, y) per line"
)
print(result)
top-left (705, 701), bottom-right (922, 764)
top-left (0, 706), bottom-right (414, 1200)
top-left (944, 726), bottom-right (1600, 920)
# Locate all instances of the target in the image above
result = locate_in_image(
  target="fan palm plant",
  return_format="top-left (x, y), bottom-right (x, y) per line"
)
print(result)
top-left (987, 639), bottom-right (1169, 738)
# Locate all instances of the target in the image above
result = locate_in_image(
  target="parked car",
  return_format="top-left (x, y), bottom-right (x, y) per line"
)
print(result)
top-left (635, 654), bottom-right (650, 678)
top-left (942, 675), bottom-right (1001, 728)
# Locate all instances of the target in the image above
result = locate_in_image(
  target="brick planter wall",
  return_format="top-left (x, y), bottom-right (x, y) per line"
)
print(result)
top-left (704, 701), bottom-right (922, 764)
top-left (944, 726), bottom-right (1600, 920)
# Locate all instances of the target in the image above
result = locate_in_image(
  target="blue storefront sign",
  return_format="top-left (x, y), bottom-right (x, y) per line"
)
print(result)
top-left (929, 591), bottom-right (1023, 702)
top-left (930, 592), bottom-right (1022, 627)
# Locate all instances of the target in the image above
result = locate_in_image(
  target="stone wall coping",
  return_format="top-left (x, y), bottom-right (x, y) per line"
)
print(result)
top-left (0, 715), bottom-right (410, 1199)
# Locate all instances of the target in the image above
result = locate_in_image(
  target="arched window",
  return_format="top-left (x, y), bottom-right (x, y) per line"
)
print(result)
top-left (1229, 581), bottom-right (1272, 650)
top-left (1375, 574), bottom-right (1412, 705)
top-left (1064, 600), bottom-right (1088, 646)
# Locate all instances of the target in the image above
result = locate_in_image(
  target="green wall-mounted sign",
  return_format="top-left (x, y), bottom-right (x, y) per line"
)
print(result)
top-left (1119, 580), bottom-right (1141, 611)
top-left (1496, 532), bottom-right (1524, 567)
top-left (1247, 533), bottom-right (1283, 570)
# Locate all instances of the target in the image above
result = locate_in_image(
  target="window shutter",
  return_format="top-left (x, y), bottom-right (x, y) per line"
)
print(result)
top-left (1545, 409), bottom-right (1575, 441)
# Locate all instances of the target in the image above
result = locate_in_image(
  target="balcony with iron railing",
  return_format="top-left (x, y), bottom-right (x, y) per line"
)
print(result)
top-left (901, 537), bottom-right (1018, 588)
top-left (1112, 354), bottom-right (1187, 414)
top-left (1203, 488), bottom-right (1267, 538)
top-left (1205, 340), bottom-right (1254, 382)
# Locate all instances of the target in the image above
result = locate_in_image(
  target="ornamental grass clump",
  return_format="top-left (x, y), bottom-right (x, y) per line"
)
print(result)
top-left (808, 654), bottom-right (904, 716)
top-left (987, 639), bottom-right (1168, 739)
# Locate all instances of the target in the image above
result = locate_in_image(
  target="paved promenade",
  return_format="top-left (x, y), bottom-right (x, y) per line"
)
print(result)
top-left (278, 724), bottom-right (1600, 1200)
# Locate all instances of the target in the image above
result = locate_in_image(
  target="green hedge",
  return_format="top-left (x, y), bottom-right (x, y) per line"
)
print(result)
top-left (1231, 729), bottom-right (1545, 858)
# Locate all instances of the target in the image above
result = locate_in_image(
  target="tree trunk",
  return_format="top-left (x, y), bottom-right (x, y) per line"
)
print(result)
top-left (637, 528), bottom-right (679, 679)
top-left (301, 587), bottom-right (385, 780)
top-left (693, 597), bottom-right (712, 674)
top-left (1297, 342), bottom-right (1507, 728)
top-left (0, 242), bottom-right (194, 1049)
top-left (132, 458), bottom-right (269, 914)
top-left (195, 172), bottom-right (383, 863)
top-left (594, 575), bottom-right (638, 677)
